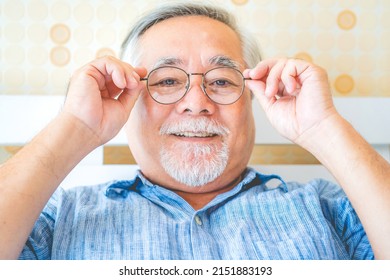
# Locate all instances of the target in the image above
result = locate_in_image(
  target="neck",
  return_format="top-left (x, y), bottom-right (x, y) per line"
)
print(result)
top-left (172, 174), bottom-right (243, 210)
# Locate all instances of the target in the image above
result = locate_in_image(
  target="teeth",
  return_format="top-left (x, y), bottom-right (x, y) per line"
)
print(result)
top-left (174, 132), bottom-right (216, 137)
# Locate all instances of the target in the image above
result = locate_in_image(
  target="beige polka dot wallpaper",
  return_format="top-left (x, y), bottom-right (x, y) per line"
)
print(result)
top-left (1, 0), bottom-right (389, 97)
top-left (0, 0), bottom-right (389, 165)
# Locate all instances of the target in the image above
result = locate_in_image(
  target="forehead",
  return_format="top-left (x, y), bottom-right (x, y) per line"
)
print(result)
top-left (136, 16), bottom-right (245, 69)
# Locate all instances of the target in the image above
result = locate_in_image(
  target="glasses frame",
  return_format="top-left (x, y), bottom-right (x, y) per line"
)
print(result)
top-left (140, 66), bottom-right (251, 105)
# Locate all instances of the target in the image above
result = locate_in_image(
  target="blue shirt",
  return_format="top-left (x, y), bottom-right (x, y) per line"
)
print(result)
top-left (19, 168), bottom-right (373, 260)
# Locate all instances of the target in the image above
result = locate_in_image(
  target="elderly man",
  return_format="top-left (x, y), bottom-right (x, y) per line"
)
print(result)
top-left (0, 3), bottom-right (389, 260)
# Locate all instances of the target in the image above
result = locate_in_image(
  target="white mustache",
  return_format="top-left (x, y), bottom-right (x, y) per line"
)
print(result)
top-left (159, 117), bottom-right (230, 136)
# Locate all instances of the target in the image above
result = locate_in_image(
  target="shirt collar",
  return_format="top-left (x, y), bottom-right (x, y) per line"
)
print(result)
top-left (104, 167), bottom-right (288, 200)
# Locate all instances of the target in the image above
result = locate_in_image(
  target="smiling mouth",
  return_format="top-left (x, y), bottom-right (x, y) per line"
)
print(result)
top-left (160, 117), bottom-right (230, 140)
top-left (172, 132), bottom-right (218, 138)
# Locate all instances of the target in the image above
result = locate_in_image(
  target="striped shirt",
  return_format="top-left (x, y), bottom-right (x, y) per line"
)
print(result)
top-left (19, 168), bottom-right (373, 260)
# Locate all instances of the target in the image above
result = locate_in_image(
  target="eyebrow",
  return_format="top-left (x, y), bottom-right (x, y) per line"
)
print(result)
top-left (152, 57), bottom-right (184, 68)
top-left (208, 55), bottom-right (241, 69)
top-left (151, 55), bottom-right (241, 70)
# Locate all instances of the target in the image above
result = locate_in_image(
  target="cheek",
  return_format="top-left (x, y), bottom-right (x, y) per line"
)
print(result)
top-left (127, 96), bottom-right (170, 161)
top-left (131, 93), bottom-right (172, 136)
top-left (224, 102), bottom-right (255, 148)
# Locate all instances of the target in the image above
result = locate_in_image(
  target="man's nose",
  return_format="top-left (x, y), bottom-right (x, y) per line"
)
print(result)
top-left (174, 75), bottom-right (216, 115)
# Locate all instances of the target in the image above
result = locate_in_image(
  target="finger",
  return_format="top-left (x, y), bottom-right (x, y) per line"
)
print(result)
top-left (121, 66), bottom-right (148, 91)
top-left (247, 58), bottom-right (278, 81)
top-left (91, 58), bottom-right (126, 89)
top-left (90, 56), bottom-right (140, 91)
top-left (117, 84), bottom-right (143, 115)
top-left (245, 79), bottom-right (266, 97)
top-left (87, 58), bottom-right (145, 101)
top-left (123, 67), bottom-right (140, 90)
top-left (107, 70), bottom-right (145, 100)
top-left (256, 90), bottom-right (277, 113)
top-left (264, 60), bottom-right (287, 97)
top-left (245, 79), bottom-right (276, 111)
top-left (134, 67), bottom-right (148, 79)
top-left (105, 80), bottom-right (124, 99)
top-left (94, 72), bottom-right (128, 99)
top-left (117, 65), bottom-right (147, 109)
top-left (108, 66), bottom-right (147, 104)
top-left (280, 59), bottom-right (309, 96)
top-left (242, 69), bottom-right (251, 78)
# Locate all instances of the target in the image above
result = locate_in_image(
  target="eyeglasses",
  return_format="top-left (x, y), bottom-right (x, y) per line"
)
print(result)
top-left (140, 66), bottom-right (250, 105)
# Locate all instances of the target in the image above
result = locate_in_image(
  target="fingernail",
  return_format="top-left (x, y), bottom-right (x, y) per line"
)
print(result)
top-left (243, 69), bottom-right (250, 77)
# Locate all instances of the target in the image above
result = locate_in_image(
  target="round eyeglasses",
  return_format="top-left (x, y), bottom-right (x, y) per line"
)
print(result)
top-left (140, 66), bottom-right (250, 105)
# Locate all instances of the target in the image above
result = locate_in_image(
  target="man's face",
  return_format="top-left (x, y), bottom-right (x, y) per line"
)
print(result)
top-left (126, 16), bottom-right (255, 193)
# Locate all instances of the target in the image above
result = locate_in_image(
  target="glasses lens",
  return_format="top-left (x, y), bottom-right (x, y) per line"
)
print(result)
top-left (147, 67), bottom-right (188, 104)
top-left (204, 68), bottom-right (244, 104)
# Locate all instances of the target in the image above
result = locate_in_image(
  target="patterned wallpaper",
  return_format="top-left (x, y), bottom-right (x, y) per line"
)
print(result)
top-left (1, 0), bottom-right (389, 97)
top-left (1, 0), bottom-right (389, 164)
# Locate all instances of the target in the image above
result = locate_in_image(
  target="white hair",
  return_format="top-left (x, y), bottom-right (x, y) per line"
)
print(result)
top-left (120, 2), bottom-right (262, 68)
top-left (159, 117), bottom-right (230, 187)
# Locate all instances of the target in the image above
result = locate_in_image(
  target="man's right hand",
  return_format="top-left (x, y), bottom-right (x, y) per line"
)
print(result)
top-left (63, 56), bottom-right (146, 145)
top-left (0, 56), bottom-right (147, 259)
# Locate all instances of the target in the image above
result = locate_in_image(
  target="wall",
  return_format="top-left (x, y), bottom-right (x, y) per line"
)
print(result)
top-left (1, 0), bottom-right (389, 164)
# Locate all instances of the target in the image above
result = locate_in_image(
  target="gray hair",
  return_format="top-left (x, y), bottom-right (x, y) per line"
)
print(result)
top-left (120, 2), bottom-right (262, 68)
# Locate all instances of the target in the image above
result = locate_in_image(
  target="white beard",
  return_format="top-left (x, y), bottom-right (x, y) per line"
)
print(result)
top-left (159, 118), bottom-right (230, 187)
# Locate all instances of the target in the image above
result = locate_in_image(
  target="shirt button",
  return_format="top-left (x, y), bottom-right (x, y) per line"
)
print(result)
top-left (194, 215), bottom-right (203, 226)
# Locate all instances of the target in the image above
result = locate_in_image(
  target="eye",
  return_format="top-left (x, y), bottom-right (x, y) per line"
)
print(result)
top-left (160, 79), bottom-right (176, 86)
top-left (215, 79), bottom-right (229, 86)
top-left (209, 79), bottom-right (234, 88)
top-left (150, 78), bottom-right (181, 87)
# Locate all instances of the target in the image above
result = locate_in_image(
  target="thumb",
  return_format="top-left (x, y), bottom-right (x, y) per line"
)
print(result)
top-left (117, 85), bottom-right (143, 117)
top-left (134, 66), bottom-right (148, 79)
top-left (118, 66), bottom-right (147, 115)
top-left (246, 79), bottom-right (274, 111)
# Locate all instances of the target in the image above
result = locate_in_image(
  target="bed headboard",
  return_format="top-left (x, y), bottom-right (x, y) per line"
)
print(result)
top-left (1, 95), bottom-right (389, 188)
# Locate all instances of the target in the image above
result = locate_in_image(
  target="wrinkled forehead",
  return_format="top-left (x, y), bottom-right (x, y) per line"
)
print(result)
top-left (134, 16), bottom-right (246, 70)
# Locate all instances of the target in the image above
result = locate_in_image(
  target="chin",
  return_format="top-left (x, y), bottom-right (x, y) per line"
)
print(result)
top-left (159, 141), bottom-right (229, 187)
